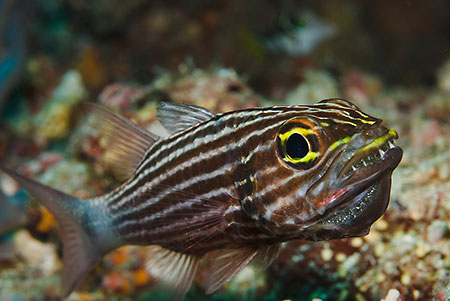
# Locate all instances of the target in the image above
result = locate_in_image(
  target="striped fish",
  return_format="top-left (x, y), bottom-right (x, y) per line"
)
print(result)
top-left (0, 98), bottom-right (402, 298)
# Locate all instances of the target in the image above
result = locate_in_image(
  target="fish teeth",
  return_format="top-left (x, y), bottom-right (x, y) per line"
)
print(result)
top-left (388, 141), bottom-right (395, 148)
top-left (379, 149), bottom-right (385, 158)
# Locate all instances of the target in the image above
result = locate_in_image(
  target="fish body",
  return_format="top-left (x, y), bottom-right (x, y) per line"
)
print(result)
top-left (0, 98), bottom-right (402, 298)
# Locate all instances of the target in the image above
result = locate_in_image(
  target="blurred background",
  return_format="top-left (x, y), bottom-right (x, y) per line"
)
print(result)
top-left (0, 0), bottom-right (449, 300)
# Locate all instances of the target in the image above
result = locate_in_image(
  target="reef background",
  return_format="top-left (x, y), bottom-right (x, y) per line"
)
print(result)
top-left (0, 1), bottom-right (449, 300)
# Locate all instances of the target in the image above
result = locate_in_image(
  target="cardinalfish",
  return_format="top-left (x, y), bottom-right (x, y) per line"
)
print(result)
top-left (0, 98), bottom-right (402, 298)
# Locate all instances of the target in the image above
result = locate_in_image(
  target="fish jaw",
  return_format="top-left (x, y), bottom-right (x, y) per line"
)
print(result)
top-left (308, 172), bottom-right (393, 240)
top-left (304, 149), bottom-right (402, 240)
top-left (296, 129), bottom-right (403, 240)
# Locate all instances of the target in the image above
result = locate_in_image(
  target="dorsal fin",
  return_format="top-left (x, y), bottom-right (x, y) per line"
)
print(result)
top-left (145, 245), bottom-right (200, 300)
top-left (86, 103), bottom-right (159, 180)
top-left (157, 102), bottom-right (216, 134)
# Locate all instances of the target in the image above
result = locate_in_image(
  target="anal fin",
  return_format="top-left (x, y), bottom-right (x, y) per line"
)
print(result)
top-left (145, 245), bottom-right (200, 300)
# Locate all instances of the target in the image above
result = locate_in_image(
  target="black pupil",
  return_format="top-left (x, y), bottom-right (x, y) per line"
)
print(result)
top-left (286, 133), bottom-right (309, 159)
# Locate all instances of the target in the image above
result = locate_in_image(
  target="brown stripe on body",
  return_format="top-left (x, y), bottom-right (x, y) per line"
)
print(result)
top-left (105, 109), bottom-right (289, 208)
top-left (114, 111), bottom-right (286, 215)
top-left (109, 111), bottom-right (262, 210)
top-left (112, 107), bottom-right (338, 215)
top-left (107, 106), bottom-right (322, 209)
top-left (107, 109), bottom-right (303, 252)
top-left (118, 184), bottom-right (267, 254)
top-left (108, 108), bottom-right (301, 214)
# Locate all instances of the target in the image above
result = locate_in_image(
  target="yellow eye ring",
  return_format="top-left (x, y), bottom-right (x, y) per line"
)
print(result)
top-left (278, 128), bottom-right (319, 164)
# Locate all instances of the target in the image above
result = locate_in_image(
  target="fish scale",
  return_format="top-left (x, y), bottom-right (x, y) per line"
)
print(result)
top-left (0, 98), bottom-right (402, 299)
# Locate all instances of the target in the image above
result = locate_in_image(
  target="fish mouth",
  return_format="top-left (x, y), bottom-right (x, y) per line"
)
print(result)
top-left (303, 129), bottom-right (402, 240)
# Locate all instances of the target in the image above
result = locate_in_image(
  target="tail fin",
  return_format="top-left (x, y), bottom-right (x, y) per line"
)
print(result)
top-left (0, 166), bottom-right (110, 297)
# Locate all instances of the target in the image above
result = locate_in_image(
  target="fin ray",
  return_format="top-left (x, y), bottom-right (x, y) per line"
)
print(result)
top-left (0, 166), bottom-right (105, 297)
top-left (157, 102), bottom-right (216, 134)
top-left (251, 243), bottom-right (281, 270)
top-left (145, 245), bottom-right (200, 300)
top-left (204, 247), bottom-right (258, 294)
top-left (86, 103), bottom-right (159, 180)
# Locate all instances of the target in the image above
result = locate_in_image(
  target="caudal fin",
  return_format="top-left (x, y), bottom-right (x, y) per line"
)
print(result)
top-left (0, 166), bottom-right (105, 297)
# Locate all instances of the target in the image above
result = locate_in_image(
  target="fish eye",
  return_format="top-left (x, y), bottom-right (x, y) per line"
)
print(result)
top-left (277, 124), bottom-right (319, 168)
top-left (286, 133), bottom-right (309, 160)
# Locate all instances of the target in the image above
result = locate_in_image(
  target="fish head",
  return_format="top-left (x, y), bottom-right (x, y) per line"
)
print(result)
top-left (242, 99), bottom-right (402, 241)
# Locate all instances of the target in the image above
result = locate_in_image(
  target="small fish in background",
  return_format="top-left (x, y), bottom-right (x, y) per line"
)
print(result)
top-left (0, 187), bottom-right (28, 260)
top-left (0, 0), bottom-right (26, 113)
top-left (263, 11), bottom-right (336, 56)
top-left (0, 99), bottom-right (402, 299)
top-left (0, 188), bottom-right (28, 235)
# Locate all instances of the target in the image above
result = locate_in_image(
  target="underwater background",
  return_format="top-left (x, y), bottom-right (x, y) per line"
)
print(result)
top-left (0, 1), bottom-right (449, 300)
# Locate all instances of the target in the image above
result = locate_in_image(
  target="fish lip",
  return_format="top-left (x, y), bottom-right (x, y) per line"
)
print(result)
top-left (339, 143), bottom-right (402, 194)
top-left (313, 143), bottom-right (402, 224)
top-left (340, 133), bottom-right (401, 178)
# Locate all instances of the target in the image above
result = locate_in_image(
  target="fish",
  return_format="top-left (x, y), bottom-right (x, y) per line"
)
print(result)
top-left (0, 188), bottom-right (27, 260)
top-left (0, 98), bottom-right (402, 298)
top-left (0, 188), bottom-right (27, 235)
top-left (263, 11), bottom-right (336, 56)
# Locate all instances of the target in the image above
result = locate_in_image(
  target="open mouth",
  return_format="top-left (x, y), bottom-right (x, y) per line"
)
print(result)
top-left (332, 129), bottom-right (402, 204)
top-left (304, 130), bottom-right (403, 239)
